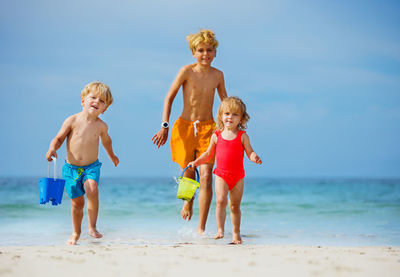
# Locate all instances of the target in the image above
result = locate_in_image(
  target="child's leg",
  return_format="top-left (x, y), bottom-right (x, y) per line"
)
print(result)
top-left (229, 178), bottom-right (244, 244)
top-left (68, 196), bottom-right (85, 245)
top-left (214, 175), bottom-right (229, 239)
top-left (181, 168), bottom-right (195, 221)
top-left (84, 179), bottom-right (102, 239)
top-left (197, 164), bottom-right (213, 233)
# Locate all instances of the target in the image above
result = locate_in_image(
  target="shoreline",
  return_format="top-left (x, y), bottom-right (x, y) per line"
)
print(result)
top-left (1, 244), bottom-right (399, 277)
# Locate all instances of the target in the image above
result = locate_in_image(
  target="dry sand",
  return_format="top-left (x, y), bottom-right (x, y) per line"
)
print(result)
top-left (1, 244), bottom-right (399, 277)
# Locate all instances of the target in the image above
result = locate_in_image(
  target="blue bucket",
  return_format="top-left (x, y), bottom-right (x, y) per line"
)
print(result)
top-left (39, 158), bottom-right (65, 206)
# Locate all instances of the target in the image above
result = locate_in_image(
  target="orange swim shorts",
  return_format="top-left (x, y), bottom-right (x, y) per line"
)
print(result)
top-left (170, 117), bottom-right (216, 169)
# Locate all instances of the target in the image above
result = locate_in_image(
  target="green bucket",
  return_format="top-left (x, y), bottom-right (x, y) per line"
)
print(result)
top-left (176, 166), bottom-right (200, 201)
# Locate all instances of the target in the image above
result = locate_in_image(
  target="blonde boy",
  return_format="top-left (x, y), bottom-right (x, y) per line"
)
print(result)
top-left (46, 81), bottom-right (119, 245)
top-left (152, 29), bottom-right (227, 233)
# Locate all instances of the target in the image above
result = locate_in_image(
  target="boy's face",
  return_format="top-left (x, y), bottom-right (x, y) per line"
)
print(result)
top-left (193, 43), bottom-right (216, 66)
top-left (81, 92), bottom-right (108, 116)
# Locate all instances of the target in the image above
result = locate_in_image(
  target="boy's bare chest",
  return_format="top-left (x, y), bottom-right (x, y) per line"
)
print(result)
top-left (70, 122), bottom-right (101, 142)
top-left (187, 72), bottom-right (219, 92)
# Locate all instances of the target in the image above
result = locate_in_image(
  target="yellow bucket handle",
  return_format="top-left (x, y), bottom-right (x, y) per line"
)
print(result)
top-left (180, 166), bottom-right (200, 182)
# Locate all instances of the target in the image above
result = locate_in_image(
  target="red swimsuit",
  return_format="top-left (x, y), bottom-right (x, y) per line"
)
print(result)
top-left (213, 130), bottom-right (245, 190)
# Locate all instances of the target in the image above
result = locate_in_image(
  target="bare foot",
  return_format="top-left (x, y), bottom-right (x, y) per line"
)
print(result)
top-left (89, 228), bottom-right (103, 239)
top-left (180, 199), bottom-right (193, 221)
top-left (231, 232), bottom-right (242, 244)
top-left (67, 232), bottom-right (80, 245)
top-left (197, 228), bottom-right (205, 235)
top-left (214, 231), bottom-right (224, 240)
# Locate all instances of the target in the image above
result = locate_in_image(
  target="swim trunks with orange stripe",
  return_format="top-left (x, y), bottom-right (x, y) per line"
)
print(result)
top-left (170, 117), bottom-right (216, 169)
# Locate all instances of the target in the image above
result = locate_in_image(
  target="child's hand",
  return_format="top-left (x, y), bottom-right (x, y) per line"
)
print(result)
top-left (111, 155), bottom-right (119, 167)
top-left (46, 150), bottom-right (57, 162)
top-left (152, 128), bottom-right (169, 148)
top-left (187, 161), bottom-right (196, 168)
top-left (250, 152), bottom-right (262, 165)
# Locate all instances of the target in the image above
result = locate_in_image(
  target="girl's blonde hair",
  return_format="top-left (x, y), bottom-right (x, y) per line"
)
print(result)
top-left (81, 81), bottom-right (113, 107)
top-left (216, 96), bottom-right (250, 130)
top-left (186, 29), bottom-right (219, 54)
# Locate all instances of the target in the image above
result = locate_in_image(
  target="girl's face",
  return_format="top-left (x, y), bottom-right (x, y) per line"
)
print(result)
top-left (222, 109), bottom-right (242, 130)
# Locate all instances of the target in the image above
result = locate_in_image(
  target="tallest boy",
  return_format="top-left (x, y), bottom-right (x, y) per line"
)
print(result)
top-left (152, 29), bottom-right (227, 233)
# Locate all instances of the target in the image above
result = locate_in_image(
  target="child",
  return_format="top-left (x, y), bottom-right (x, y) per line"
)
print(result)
top-left (188, 96), bottom-right (262, 244)
top-left (45, 81), bottom-right (119, 245)
top-left (152, 29), bottom-right (227, 233)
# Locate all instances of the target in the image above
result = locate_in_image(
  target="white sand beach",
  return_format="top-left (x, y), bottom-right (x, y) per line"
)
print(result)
top-left (1, 244), bottom-right (399, 277)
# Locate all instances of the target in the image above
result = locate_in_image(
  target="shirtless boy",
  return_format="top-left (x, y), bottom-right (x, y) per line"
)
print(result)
top-left (152, 29), bottom-right (227, 233)
top-left (46, 81), bottom-right (119, 245)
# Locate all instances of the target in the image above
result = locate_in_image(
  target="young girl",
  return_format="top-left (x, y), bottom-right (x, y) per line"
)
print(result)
top-left (188, 96), bottom-right (262, 244)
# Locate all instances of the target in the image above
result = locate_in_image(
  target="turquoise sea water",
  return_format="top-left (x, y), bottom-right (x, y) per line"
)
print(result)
top-left (0, 177), bottom-right (399, 246)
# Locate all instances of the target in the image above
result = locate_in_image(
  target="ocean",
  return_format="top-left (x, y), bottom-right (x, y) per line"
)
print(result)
top-left (0, 177), bottom-right (399, 246)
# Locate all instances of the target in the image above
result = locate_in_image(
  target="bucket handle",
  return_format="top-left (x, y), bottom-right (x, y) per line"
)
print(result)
top-left (180, 166), bottom-right (200, 182)
top-left (47, 157), bottom-right (58, 181)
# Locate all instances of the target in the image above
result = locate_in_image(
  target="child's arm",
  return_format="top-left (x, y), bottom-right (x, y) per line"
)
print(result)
top-left (45, 116), bottom-right (73, 161)
top-left (152, 67), bottom-right (188, 148)
top-left (242, 133), bottom-right (262, 165)
top-left (216, 71), bottom-right (228, 101)
top-left (188, 134), bottom-right (217, 168)
top-left (99, 123), bottom-right (119, 167)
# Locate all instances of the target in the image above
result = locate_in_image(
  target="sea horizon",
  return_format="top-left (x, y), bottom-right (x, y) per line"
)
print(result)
top-left (1, 176), bottom-right (399, 247)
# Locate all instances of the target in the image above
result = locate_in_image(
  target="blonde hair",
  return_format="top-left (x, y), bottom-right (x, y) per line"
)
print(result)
top-left (81, 81), bottom-right (113, 107)
top-left (216, 96), bottom-right (250, 130)
top-left (186, 29), bottom-right (219, 54)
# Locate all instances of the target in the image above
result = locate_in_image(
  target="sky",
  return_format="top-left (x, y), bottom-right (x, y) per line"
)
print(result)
top-left (0, 0), bottom-right (399, 178)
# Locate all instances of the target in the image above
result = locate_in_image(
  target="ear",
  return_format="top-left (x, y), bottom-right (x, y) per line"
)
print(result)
top-left (81, 97), bottom-right (85, 107)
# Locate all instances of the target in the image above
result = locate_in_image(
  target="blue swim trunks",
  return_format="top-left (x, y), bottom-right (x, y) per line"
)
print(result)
top-left (62, 160), bottom-right (102, 199)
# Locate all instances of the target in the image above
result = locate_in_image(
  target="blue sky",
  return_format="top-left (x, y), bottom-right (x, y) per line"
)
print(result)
top-left (0, 0), bottom-right (399, 178)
